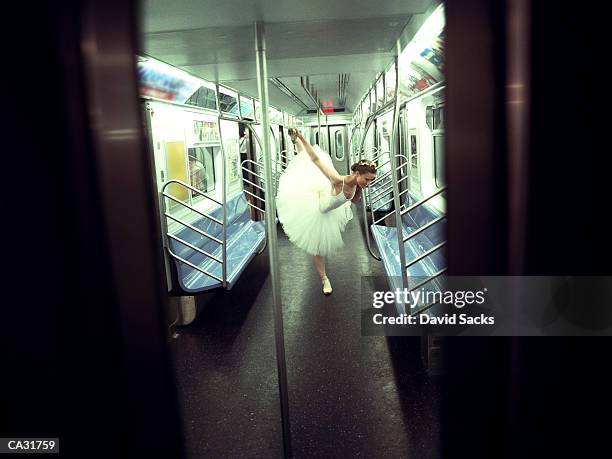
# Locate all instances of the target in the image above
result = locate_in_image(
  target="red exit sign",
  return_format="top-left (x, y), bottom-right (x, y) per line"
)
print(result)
top-left (322, 98), bottom-right (334, 113)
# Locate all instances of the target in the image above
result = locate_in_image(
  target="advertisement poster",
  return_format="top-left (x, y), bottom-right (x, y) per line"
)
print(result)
top-left (402, 63), bottom-right (438, 97)
top-left (397, 6), bottom-right (445, 99)
top-left (225, 141), bottom-right (240, 183)
top-left (137, 58), bottom-right (201, 103)
top-left (191, 119), bottom-right (219, 144)
top-left (417, 30), bottom-right (445, 82)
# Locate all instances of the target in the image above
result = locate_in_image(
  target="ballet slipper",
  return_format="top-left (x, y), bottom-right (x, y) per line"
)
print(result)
top-left (322, 276), bottom-right (332, 295)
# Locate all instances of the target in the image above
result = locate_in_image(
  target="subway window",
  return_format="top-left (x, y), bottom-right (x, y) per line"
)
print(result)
top-left (188, 146), bottom-right (216, 198)
top-left (431, 105), bottom-right (445, 187)
top-left (239, 96), bottom-right (254, 119)
top-left (409, 128), bottom-right (420, 192)
top-left (433, 135), bottom-right (445, 187)
top-left (370, 88), bottom-right (377, 113)
top-left (185, 86), bottom-right (217, 111)
top-left (219, 92), bottom-right (238, 115)
top-left (335, 130), bottom-right (344, 160)
top-left (433, 106), bottom-right (445, 130)
top-left (376, 75), bottom-right (385, 107)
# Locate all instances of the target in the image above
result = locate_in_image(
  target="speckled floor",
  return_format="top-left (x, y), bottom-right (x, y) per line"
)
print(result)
top-left (170, 206), bottom-right (441, 458)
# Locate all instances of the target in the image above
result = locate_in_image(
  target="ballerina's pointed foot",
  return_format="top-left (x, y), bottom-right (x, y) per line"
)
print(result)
top-left (322, 276), bottom-right (333, 295)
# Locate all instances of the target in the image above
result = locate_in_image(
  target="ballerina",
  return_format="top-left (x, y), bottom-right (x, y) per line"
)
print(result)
top-left (276, 129), bottom-right (377, 295)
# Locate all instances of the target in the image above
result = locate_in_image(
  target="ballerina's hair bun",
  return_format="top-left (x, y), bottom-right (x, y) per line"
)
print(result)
top-left (351, 160), bottom-right (377, 174)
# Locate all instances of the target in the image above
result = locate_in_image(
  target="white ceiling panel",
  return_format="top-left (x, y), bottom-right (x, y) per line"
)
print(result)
top-left (143, 0), bottom-right (432, 32)
top-left (141, 0), bottom-right (438, 114)
top-left (144, 17), bottom-right (407, 66)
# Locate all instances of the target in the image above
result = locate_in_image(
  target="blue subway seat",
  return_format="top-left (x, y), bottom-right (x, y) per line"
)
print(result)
top-left (370, 192), bottom-right (446, 315)
top-left (401, 193), bottom-right (446, 270)
top-left (168, 193), bottom-right (265, 293)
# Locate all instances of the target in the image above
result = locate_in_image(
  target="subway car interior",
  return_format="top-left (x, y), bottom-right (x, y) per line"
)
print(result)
top-left (4, 0), bottom-right (612, 458)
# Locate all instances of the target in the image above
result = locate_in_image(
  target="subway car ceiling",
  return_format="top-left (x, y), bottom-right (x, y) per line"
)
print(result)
top-left (141, 0), bottom-right (442, 115)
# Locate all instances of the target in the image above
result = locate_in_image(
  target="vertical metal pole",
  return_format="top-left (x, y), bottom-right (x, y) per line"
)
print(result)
top-left (215, 84), bottom-right (228, 287)
top-left (325, 112), bottom-right (330, 154)
top-left (358, 114), bottom-right (380, 260)
top-left (317, 108), bottom-right (321, 146)
top-left (358, 115), bottom-right (374, 161)
top-left (506, 0), bottom-right (531, 429)
top-left (506, 0), bottom-right (530, 274)
top-left (390, 48), bottom-right (409, 301)
top-left (255, 21), bottom-right (292, 458)
top-left (396, 58), bottom-right (412, 217)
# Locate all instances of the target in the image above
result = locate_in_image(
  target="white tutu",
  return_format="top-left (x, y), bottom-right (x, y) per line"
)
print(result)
top-left (276, 145), bottom-right (353, 257)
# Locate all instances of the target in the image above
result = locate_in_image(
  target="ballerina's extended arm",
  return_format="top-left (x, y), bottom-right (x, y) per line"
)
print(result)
top-left (294, 131), bottom-right (343, 186)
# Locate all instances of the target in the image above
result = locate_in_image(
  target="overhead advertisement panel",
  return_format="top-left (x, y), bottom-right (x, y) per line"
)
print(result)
top-left (398, 4), bottom-right (445, 99)
top-left (137, 56), bottom-right (211, 104)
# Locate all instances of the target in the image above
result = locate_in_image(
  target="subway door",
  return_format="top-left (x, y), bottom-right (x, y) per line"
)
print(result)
top-left (329, 125), bottom-right (348, 175)
top-left (142, 101), bottom-right (174, 292)
top-left (313, 126), bottom-right (330, 153)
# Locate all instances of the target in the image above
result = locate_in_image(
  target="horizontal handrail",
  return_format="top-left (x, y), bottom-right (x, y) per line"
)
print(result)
top-left (246, 202), bottom-right (266, 213)
top-left (409, 301), bottom-right (438, 317)
top-left (361, 146), bottom-right (379, 155)
top-left (370, 154), bottom-right (407, 181)
top-left (242, 158), bottom-right (262, 168)
top-left (255, 159), bottom-right (285, 182)
top-left (371, 175), bottom-right (419, 224)
top-left (372, 210), bottom-right (394, 226)
top-left (369, 163), bottom-right (404, 186)
top-left (256, 156), bottom-right (285, 167)
top-left (400, 186), bottom-right (447, 216)
top-left (403, 215), bottom-right (447, 243)
top-left (409, 268), bottom-right (447, 292)
top-left (162, 192), bottom-right (223, 225)
top-left (242, 177), bottom-right (265, 192)
top-left (371, 150), bottom-right (391, 162)
top-left (405, 241), bottom-right (447, 269)
top-left (369, 171), bottom-right (408, 196)
top-left (162, 179), bottom-right (222, 206)
top-left (372, 188), bottom-right (410, 212)
top-left (165, 212), bottom-right (223, 245)
top-left (166, 247), bottom-right (223, 283)
top-left (373, 158), bottom-right (392, 170)
top-left (243, 188), bottom-right (266, 203)
top-left (370, 172), bottom-right (418, 218)
top-left (368, 174), bottom-right (408, 203)
top-left (367, 181), bottom-right (393, 201)
top-left (241, 167), bottom-right (264, 181)
top-left (167, 233), bottom-right (223, 264)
